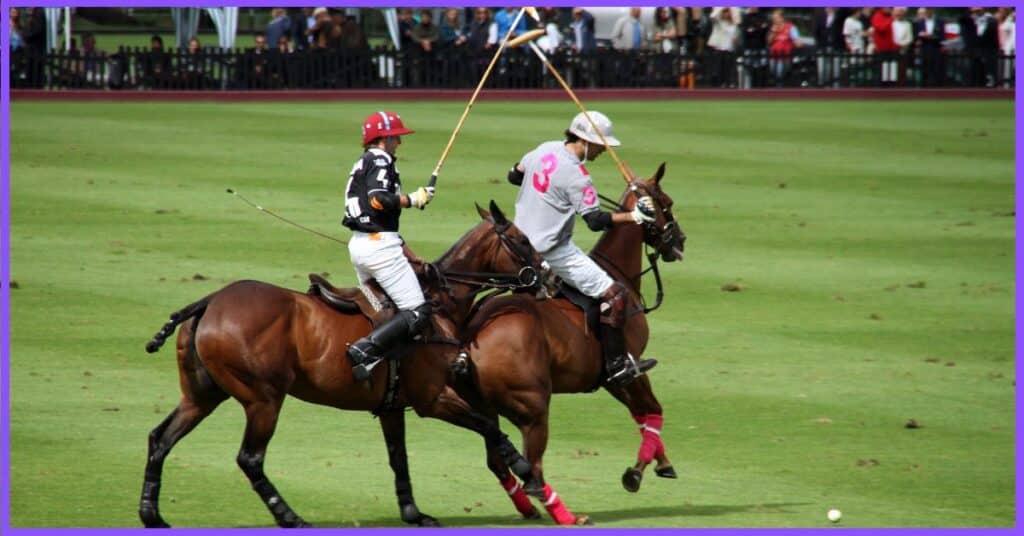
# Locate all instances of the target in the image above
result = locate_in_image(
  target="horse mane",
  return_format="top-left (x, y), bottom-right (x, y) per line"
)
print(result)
top-left (433, 220), bottom-right (489, 269)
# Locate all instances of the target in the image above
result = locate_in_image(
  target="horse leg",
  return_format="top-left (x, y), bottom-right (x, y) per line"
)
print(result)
top-left (236, 399), bottom-right (310, 528)
top-left (483, 420), bottom-right (540, 519)
top-left (141, 318), bottom-right (228, 529)
top-left (377, 410), bottom-right (441, 527)
top-left (413, 386), bottom-right (538, 499)
top-left (605, 378), bottom-right (675, 493)
top-left (139, 397), bottom-right (224, 528)
top-left (455, 377), bottom-right (539, 520)
top-left (518, 416), bottom-right (588, 526)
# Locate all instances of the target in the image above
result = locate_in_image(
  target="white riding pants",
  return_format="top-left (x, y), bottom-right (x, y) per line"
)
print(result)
top-left (347, 231), bottom-right (425, 310)
top-left (542, 240), bottom-right (614, 299)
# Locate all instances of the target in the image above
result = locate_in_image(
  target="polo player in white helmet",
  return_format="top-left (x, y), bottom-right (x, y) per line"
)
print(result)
top-left (506, 111), bottom-right (657, 385)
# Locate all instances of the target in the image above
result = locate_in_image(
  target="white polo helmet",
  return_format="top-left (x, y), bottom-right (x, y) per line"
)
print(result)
top-left (568, 110), bottom-right (621, 147)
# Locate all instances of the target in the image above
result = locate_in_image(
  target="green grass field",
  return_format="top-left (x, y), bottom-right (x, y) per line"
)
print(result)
top-left (8, 99), bottom-right (1015, 527)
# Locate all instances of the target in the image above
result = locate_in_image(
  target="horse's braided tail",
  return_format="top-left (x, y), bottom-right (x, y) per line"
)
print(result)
top-left (145, 296), bottom-right (211, 354)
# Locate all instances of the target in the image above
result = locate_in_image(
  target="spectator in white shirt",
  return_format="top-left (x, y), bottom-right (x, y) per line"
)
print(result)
top-left (891, 7), bottom-right (913, 85)
top-left (997, 8), bottom-right (1014, 86)
top-left (611, 8), bottom-right (647, 51)
top-left (843, 9), bottom-right (866, 53)
top-left (707, 7), bottom-right (740, 87)
top-left (892, 7), bottom-right (913, 51)
top-left (707, 7), bottom-right (740, 52)
top-left (535, 7), bottom-right (561, 54)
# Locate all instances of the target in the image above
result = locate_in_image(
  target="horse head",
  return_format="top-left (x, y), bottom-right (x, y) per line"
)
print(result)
top-left (631, 163), bottom-right (686, 262)
top-left (433, 201), bottom-right (547, 292)
top-left (472, 200), bottom-right (548, 288)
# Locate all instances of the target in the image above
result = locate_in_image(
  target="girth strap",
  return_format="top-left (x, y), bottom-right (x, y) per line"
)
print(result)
top-left (372, 358), bottom-right (402, 417)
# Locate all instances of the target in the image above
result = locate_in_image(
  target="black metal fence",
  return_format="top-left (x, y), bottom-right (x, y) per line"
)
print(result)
top-left (8, 46), bottom-right (1015, 91)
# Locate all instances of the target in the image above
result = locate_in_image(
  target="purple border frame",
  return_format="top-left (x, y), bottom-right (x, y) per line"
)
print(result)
top-left (0, 0), bottom-right (1018, 533)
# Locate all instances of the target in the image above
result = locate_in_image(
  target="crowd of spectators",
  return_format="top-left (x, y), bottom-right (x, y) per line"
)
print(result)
top-left (8, 6), bottom-right (1016, 90)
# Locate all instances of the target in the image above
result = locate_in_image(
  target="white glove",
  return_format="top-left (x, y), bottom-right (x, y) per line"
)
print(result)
top-left (630, 196), bottom-right (656, 224)
top-left (408, 186), bottom-right (435, 210)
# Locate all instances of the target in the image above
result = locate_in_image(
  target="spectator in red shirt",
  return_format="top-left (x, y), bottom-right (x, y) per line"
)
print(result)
top-left (871, 7), bottom-right (899, 85)
top-left (768, 9), bottom-right (801, 87)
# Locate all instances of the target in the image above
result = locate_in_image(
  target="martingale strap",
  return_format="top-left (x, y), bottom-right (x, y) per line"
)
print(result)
top-left (641, 248), bottom-right (664, 314)
top-left (595, 190), bottom-right (667, 315)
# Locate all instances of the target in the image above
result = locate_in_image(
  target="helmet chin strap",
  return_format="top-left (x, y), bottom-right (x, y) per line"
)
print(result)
top-left (583, 140), bottom-right (589, 162)
top-left (385, 136), bottom-right (398, 155)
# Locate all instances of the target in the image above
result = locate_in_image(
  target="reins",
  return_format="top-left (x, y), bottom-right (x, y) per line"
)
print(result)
top-left (434, 221), bottom-right (542, 297)
top-left (596, 192), bottom-right (667, 315)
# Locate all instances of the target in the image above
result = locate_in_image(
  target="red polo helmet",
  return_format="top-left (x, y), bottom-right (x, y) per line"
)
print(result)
top-left (361, 111), bottom-right (415, 145)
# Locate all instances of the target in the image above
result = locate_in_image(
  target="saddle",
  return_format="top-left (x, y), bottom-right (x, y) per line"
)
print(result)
top-left (554, 284), bottom-right (602, 337)
top-left (307, 273), bottom-right (395, 328)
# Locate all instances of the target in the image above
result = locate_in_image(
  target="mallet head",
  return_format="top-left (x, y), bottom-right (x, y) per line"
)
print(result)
top-left (507, 29), bottom-right (547, 48)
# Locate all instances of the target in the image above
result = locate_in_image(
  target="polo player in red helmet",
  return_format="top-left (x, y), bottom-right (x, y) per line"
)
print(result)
top-left (343, 111), bottom-right (435, 381)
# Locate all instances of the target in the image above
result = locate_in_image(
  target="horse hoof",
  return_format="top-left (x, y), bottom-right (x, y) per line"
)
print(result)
top-left (574, 515), bottom-right (594, 526)
top-left (523, 507), bottom-right (542, 520)
top-left (140, 509), bottom-right (170, 528)
top-left (621, 467), bottom-right (643, 493)
top-left (655, 465), bottom-right (678, 479)
top-left (418, 515), bottom-right (442, 528)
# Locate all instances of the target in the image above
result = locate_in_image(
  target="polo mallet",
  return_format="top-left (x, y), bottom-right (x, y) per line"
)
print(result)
top-left (226, 188), bottom-right (347, 245)
top-left (523, 39), bottom-right (634, 185)
top-left (427, 7), bottom-right (543, 189)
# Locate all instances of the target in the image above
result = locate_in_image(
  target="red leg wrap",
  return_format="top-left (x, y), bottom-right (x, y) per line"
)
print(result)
top-left (499, 474), bottom-right (537, 518)
top-left (542, 483), bottom-right (576, 525)
top-left (637, 414), bottom-right (664, 463)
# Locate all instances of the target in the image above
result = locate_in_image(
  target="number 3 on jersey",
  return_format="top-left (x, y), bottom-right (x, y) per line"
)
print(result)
top-left (532, 153), bottom-right (557, 193)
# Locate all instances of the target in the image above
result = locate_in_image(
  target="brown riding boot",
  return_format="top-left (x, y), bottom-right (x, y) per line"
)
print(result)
top-left (600, 283), bottom-right (657, 386)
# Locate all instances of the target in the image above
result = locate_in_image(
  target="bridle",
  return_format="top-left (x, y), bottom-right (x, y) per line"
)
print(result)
top-left (417, 220), bottom-right (546, 346)
top-left (595, 182), bottom-right (682, 314)
top-left (433, 220), bottom-right (543, 295)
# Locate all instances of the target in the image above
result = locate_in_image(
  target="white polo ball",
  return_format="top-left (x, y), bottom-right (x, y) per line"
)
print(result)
top-left (827, 509), bottom-right (842, 523)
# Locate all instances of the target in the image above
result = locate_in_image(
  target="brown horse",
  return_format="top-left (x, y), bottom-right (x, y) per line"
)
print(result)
top-left (139, 203), bottom-right (546, 528)
top-left (455, 164), bottom-right (687, 525)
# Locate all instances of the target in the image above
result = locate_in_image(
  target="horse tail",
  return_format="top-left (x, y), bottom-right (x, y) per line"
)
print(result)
top-left (145, 296), bottom-right (211, 354)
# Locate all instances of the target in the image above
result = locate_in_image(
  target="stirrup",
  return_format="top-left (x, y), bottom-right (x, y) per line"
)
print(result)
top-left (606, 353), bottom-right (658, 386)
top-left (351, 357), bottom-right (383, 382)
top-left (348, 344), bottom-right (383, 382)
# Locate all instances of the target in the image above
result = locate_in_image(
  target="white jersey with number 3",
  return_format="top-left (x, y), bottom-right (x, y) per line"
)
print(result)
top-left (513, 141), bottom-right (601, 254)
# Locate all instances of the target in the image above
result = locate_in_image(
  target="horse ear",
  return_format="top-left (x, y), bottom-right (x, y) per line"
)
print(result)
top-left (476, 202), bottom-right (492, 222)
top-left (654, 162), bottom-right (666, 184)
top-left (489, 200), bottom-right (508, 225)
